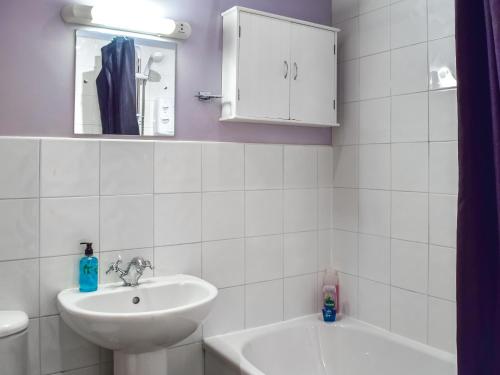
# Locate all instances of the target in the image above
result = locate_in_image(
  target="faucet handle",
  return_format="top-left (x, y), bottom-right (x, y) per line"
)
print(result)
top-left (106, 256), bottom-right (122, 274)
top-left (143, 259), bottom-right (153, 270)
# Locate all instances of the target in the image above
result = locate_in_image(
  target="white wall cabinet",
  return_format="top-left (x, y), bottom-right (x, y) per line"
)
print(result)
top-left (221, 7), bottom-right (339, 127)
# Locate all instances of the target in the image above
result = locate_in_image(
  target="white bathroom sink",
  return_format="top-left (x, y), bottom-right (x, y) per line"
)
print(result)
top-left (57, 275), bottom-right (217, 354)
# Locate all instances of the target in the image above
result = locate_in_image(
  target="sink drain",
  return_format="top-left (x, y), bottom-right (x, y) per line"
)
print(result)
top-left (132, 296), bottom-right (140, 304)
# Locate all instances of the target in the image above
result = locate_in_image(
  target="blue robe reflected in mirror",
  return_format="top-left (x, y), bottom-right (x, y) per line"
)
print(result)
top-left (96, 37), bottom-right (139, 135)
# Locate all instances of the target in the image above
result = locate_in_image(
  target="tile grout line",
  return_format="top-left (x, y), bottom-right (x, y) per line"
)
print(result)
top-left (37, 138), bottom-right (42, 374)
top-left (425, 0), bottom-right (431, 346)
top-left (282, 145), bottom-right (285, 321)
top-left (243, 144), bottom-right (247, 328)
top-left (388, 1), bottom-right (393, 332)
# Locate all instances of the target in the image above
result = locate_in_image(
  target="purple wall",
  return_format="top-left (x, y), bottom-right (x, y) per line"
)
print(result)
top-left (0, 0), bottom-right (332, 145)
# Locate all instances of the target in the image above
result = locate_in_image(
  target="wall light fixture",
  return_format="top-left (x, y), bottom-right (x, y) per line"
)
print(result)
top-left (61, 3), bottom-right (191, 39)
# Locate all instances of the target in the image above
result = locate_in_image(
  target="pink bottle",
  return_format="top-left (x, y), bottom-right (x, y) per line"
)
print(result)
top-left (322, 267), bottom-right (340, 315)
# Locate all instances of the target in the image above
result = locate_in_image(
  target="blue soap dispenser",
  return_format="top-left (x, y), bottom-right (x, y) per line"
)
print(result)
top-left (79, 242), bottom-right (98, 292)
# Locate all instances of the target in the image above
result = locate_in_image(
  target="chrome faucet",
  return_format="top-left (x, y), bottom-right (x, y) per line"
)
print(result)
top-left (106, 256), bottom-right (153, 286)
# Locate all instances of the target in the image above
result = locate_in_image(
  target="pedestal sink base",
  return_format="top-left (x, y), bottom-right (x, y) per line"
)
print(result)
top-left (114, 349), bottom-right (168, 375)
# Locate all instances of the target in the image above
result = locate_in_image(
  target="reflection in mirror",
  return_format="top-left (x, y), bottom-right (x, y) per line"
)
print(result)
top-left (74, 30), bottom-right (176, 136)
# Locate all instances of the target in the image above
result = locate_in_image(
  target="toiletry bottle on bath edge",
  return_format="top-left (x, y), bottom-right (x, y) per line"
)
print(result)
top-left (322, 267), bottom-right (339, 322)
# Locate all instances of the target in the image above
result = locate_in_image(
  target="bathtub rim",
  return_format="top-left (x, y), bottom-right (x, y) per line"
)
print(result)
top-left (203, 314), bottom-right (457, 375)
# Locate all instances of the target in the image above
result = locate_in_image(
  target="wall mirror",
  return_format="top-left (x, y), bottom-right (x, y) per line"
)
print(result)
top-left (74, 30), bottom-right (176, 136)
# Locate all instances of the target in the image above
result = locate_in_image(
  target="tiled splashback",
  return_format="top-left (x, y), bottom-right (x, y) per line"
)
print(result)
top-left (332, 0), bottom-right (457, 353)
top-left (0, 137), bottom-right (333, 375)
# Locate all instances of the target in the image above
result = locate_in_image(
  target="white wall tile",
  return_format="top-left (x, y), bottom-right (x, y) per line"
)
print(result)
top-left (391, 92), bottom-right (429, 142)
top-left (359, 98), bottom-right (391, 144)
top-left (391, 239), bottom-right (428, 293)
top-left (332, 230), bottom-right (358, 275)
top-left (360, 0), bottom-right (389, 13)
top-left (391, 43), bottom-right (428, 95)
top-left (100, 362), bottom-right (113, 375)
top-left (59, 365), bottom-right (101, 375)
top-left (40, 315), bottom-right (99, 374)
top-left (168, 343), bottom-right (204, 375)
top-left (40, 255), bottom-right (80, 316)
top-left (358, 278), bottom-right (390, 329)
top-left (245, 144), bottom-right (283, 190)
top-left (318, 147), bottom-right (334, 188)
top-left (429, 194), bottom-right (457, 247)
top-left (335, 0), bottom-right (458, 346)
top-left (391, 142), bottom-right (428, 192)
top-left (430, 142), bottom-right (458, 194)
top-left (359, 189), bottom-right (391, 236)
top-left (155, 142), bottom-right (201, 193)
top-left (0, 259), bottom-right (39, 317)
top-left (28, 318), bottom-right (40, 375)
top-left (0, 138), bottom-right (39, 198)
top-left (245, 235), bottom-right (283, 283)
top-left (284, 189), bottom-right (318, 233)
top-left (317, 271), bottom-right (327, 311)
top-left (391, 191), bottom-right (428, 242)
top-left (100, 195), bottom-right (153, 251)
top-left (428, 297), bottom-right (456, 353)
top-left (154, 193), bottom-right (201, 246)
top-left (40, 197), bottom-right (99, 257)
top-left (0, 198), bottom-right (38, 261)
top-left (336, 17), bottom-right (360, 62)
top-left (154, 243), bottom-right (201, 277)
top-left (100, 347), bottom-right (113, 364)
top-left (0, 136), bottom-right (342, 374)
top-left (359, 144), bottom-right (391, 189)
top-left (284, 231), bottom-right (318, 277)
top-left (333, 145), bottom-right (358, 188)
top-left (390, 0), bottom-right (427, 48)
top-left (100, 141), bottom-right (153, 195)
top-left (358, 234), bottom-right (390, 283)
top-left (429, 37), bottom-right (457, 90)
top-left (202, 191), bottom-right (244, 241)
top-left (40, 139), bottom-right (99, 197)
top-left (202, 239), bottom-right (244, 288)
top-left (99, 248), bottom-right (153, 284)
top-left (245, 190), bottom-right (283, 236)
top-left (359, 7), bottom-right (390, 56)
top-left (429, 89), bottom-right (458, 141)
top-left (284, 146), bottom-right (317, 189)
top-left (338, 272), bottom-right (358, 316)
top-left (339, 59), bottom-right (360, 103)
top-left (319, 188), bottom-right (333, 229)
top-left (334, 101), bottom-right (360, 146)
top-left (202, 143), bottom-right (244, 191)
top-left (360, 52), bottom-right (391, 100)
top-left (391, 287), bottom-right (427, 343)
top-left (428, 0), bottom-right (455, 40)
top-left (171, 326), bottom-right (202, 348)
top-left (284, 274), bottom-right (317, 319)
top-left (332, 188), bottom-right (358, 231)
top-left (203, 286), bottom-right (244, 337)
top-left (245, 280), bottom-right (284, 328)
top-left (318, 230), bottom-right (333, 271)
top-left (429, 245), bottom-right (456, 301)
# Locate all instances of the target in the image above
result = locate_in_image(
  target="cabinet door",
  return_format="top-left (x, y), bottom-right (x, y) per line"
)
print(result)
top-left (290, 24), bottom-right (336, 125)
top-left (238, 12), bottom-right (291, 120)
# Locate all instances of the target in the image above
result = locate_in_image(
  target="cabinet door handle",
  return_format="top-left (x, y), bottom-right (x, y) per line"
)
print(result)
top-left (284, 61), bottom-right (289, 79)
top-left (293, 62), bottom-right (298, 80)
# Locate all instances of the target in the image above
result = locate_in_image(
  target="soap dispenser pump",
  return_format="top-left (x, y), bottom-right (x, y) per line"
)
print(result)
top-left (79, 242), bottom-right (98, 292)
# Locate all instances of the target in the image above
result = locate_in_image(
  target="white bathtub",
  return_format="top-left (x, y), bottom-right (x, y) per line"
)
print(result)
top-left (204, 315), bottom-right (457, 375)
